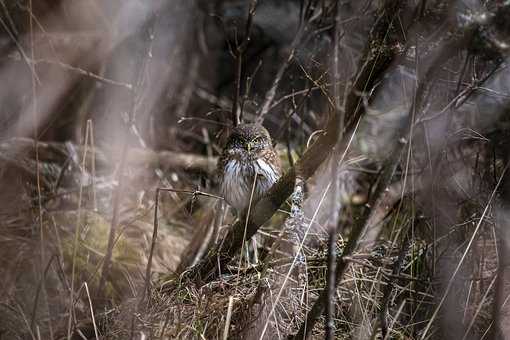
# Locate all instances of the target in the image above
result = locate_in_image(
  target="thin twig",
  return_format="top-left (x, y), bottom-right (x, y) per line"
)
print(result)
top-left (84, 282), bottom-right (100, 340)
top-left (461, 274), bottom-right (497, 340)
top-left (138, 188), bottom-right (162, 310)
top-left (157, 187), bottom-right (224, 201)
top-left (420, 164), bottom-right (509, 339)
top-left (0, 7), bottom-right (40, 84)
top-left (30, 254), bottom-right (56, 333)
top-left (379, 228), bottom-right (411, 338)
top-left (18, 58), bottom-right (133, 90)
top-left (222, 296), bottom-right (235, 340)
top-left (256, 1), bottom-right (316, 123)
top-left (231, 0), bottom-right (258, 126)
top-left (237, 174), bottom-right (258, 278)
top-left (27, 0), bottom-right (50, 334)
top-left (67, 121), bottom-right (91, 339)
top-left (96, 142), bottom-right (126, 301)
top-left (88, 120), bottom-right (98, 212)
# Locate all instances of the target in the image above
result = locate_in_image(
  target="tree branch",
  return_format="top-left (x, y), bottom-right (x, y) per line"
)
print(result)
top-left (0, 138), bottom-right (217, 174)
top-left (231, 0), bottom-right (258, 126)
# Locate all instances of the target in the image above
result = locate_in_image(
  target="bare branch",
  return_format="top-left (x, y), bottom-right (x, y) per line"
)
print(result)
top-left (0, 138), bottom-right (217, 174)
top-left (231, 0), bottom-right (258, 126)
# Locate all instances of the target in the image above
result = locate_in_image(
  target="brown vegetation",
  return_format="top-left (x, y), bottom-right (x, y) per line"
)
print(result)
top-left (1, 0), bottom-right (510, 339)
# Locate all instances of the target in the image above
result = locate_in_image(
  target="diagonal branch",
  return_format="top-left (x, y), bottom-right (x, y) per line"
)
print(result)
top-left (165, 1), bottom-right (402, 290)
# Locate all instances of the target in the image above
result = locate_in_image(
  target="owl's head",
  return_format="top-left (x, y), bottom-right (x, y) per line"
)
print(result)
top-left (224, 124), bottom-right (273, 159)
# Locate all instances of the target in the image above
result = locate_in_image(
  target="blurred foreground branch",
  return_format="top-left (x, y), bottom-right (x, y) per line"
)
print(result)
top-left (292, 3), bottom-right (491, 336)
top-left (0, 138), bottom-right (217, 174)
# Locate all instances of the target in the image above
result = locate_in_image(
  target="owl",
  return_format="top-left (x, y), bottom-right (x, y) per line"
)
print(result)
top-left (218, 123), bottom-right (281, 214)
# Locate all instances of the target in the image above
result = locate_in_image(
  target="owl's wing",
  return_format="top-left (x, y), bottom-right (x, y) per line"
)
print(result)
top-left (255, 158), bottom-right (280, 183)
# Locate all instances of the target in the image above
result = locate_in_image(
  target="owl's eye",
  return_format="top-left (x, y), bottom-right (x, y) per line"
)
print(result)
top-left (251, 136), bottom-right (264, 144)
top-left (229, 140), bottom-right (243, 149)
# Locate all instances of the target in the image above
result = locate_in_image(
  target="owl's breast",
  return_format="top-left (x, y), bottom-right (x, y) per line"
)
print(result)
top-left (220, 157), bottom-right (280, 213)
top-left (220, 159), bottom-right (253, 212)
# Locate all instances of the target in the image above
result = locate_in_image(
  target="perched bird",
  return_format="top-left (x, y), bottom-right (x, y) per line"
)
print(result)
top-left (218, 123), bottom-right (281, 214)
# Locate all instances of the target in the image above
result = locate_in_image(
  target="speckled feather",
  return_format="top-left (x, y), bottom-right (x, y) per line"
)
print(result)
top-left (218, 124), bottom-right (281, 214)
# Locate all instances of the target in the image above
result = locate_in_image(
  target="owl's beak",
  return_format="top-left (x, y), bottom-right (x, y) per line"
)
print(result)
top-left (247, 142), bottom-right (252, 154)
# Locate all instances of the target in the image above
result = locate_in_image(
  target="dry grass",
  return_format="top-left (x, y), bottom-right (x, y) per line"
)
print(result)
top-left (1, 1), bottom-right (510, 339)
